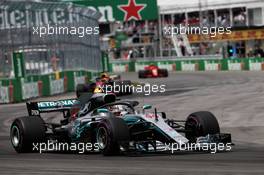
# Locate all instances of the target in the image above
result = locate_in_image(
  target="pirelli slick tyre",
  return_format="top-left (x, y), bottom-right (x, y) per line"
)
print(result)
top-left (96, 117), bottom-right (129, 156)
top-left (76, 84), bottom-right (86, 98)
top-left (76, 83), bottom-right (96, 98)
top-left (138, 70), bottom-right (147, 78)
top-left (10, 116), bottom-right (46, 153)
top-left (185, 111), bottom-right (220, 143)
top-left (159, 69), bottom-right (168, 77)
top-left (163, 69), bottom-right (169, 77)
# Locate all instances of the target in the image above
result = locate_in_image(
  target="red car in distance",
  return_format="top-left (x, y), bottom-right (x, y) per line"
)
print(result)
top-left (138, 64), bottom-right (168, 78)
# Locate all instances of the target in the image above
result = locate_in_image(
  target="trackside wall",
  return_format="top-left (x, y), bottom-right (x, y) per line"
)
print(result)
top-left (109, 58), bottom-right (264, 72)
top-left (0, 70), bottom-right (100, 104)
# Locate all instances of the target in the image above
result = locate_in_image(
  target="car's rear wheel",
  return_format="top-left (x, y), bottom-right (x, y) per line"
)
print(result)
top-left (185, 111), bottom-right (220, 143)
top-left (163, 69), bottom-right (168, 77)
top-left (138, 70), bottom-right (146, 78)
top-left (10, 116), bottom-right (46, 153)
top-left (96, 117), bottom-right (129, 156)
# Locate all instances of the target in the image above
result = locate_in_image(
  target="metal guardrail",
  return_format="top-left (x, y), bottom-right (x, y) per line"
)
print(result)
top-left (111, 55), bottom-right (223, 63)
top-left (0, 0), bottom-right (102, 78)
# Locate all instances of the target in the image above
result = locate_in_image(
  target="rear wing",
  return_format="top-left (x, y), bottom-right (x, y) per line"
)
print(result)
top-left (110, 74), bottom-right (121, 80)
top-left (26, 99), bottom-right (78, 116)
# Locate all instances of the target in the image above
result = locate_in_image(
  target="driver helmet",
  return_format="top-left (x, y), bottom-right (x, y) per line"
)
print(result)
top-left (100, 72), bottom-right (110, 82)
top-left (94, 86), bottom-right (104, 93)
top-left (110, 105), bottom-right (129, 117)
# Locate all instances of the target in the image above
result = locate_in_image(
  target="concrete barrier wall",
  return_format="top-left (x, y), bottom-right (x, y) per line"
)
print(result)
top-left (109, 58), bottom-right (264, 73)
top-left (0, 70), bottom-right (93, 104)
top-left (0, 86), bottom-right (10, 103)
top-left (74, 76), bottom-right (86, 90)
top-left (21, 79), bottom-right (39, 100)
top-left (50, 79), bottom-right (64, 95)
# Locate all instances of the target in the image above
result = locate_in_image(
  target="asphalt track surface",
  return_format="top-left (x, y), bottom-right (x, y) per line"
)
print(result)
top-left (1, 72), bottom-right (264, 175)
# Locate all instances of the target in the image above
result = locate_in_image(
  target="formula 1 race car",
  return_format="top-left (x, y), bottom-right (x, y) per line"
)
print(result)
top-left (76, 72), bottom-right (132, 97)
top-left (138, 64), bottom-right (168, 78)
top-left (10, 93), bottom-right (232, 155)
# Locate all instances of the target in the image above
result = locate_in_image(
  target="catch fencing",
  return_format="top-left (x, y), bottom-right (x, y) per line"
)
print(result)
top-left (0, 0), bottom-right (102, 78)
top-left (0, 1), bottom-right (102, 104)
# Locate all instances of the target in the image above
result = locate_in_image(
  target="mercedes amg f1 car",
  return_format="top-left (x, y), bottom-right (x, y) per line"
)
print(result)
top-left (10, 93), bottom-right (231, 155)
top-left (138, 64), bottom-right (168, 78)
top-left (76, 72), bottom-right (132, 97)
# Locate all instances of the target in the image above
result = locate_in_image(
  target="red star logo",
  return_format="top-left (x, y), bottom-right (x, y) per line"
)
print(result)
top-left (118, 0), bottom-right (146, 21)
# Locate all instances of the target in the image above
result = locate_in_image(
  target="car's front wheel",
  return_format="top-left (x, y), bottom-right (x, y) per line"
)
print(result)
top-left (96, 117), bottom-right (129, 155)
top-left (185, 111), bottom-right (220, 143)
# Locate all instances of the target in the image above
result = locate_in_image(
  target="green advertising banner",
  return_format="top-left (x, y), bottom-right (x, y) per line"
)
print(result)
top-left (64, 0), bottom-right (158, 22)
top-left (12, 52), bottom-right (25, 78)
top-left (101, 52), bottom-right (110, 72)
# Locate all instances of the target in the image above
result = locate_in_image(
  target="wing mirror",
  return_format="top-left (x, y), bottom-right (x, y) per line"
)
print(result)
top-left (97, 108), bottom-right (108, 113)
top-left (143, 105), bottom-right (152, 110)
top-left (160, 112), bottom-right (166, 119)
top-left (143, 105), bottom-right (152, 114)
